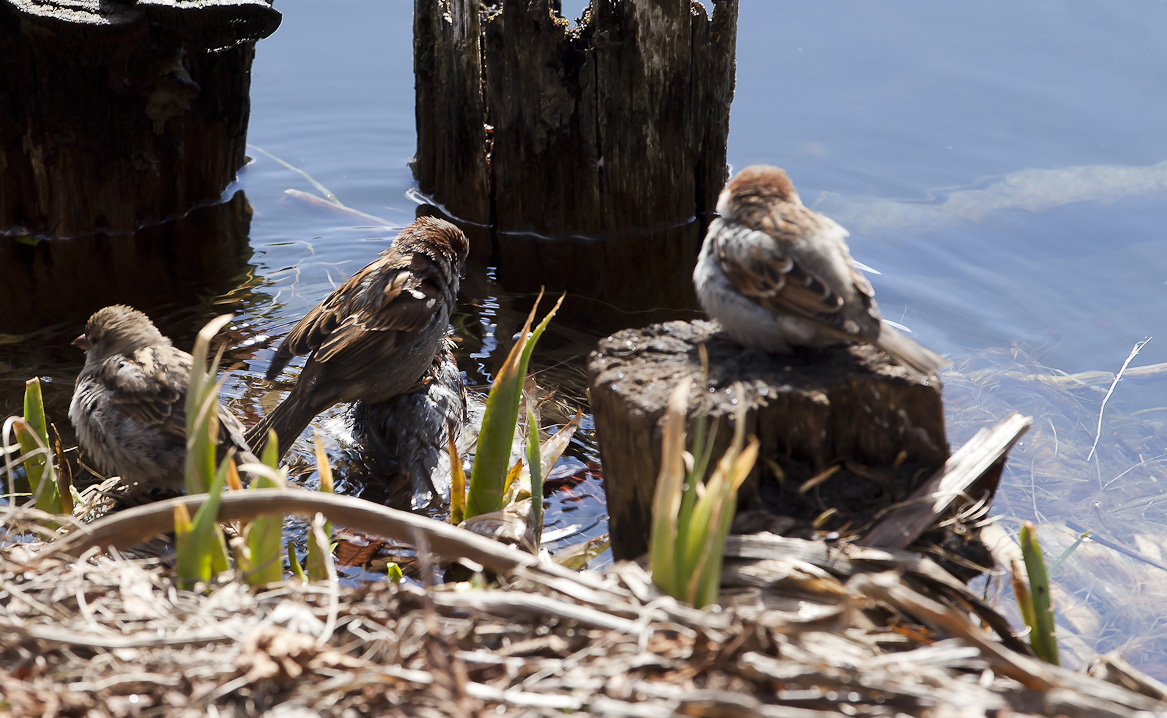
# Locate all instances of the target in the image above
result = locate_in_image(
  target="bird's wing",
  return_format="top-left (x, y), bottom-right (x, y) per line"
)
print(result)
top-left (104, 345), bottom-right (253, 456)
top-left (312, 258), bottom-right (446, 377)
top-left (267, 252), bottom-right (448, 392)
top-left (102, 345), bottom-right (191, 443)
top-left (264, 273), bottom-right (357, 380)
top-left (266, 250), bottom-right (448, 379)
top-left (715, 221), bottom-right (850, 328)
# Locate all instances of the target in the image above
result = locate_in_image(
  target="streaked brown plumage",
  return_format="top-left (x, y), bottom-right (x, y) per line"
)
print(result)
top-left (247, 216), bottom-right (468, 459)
top-left (68, 305), bottom-right (257, 494)
top-left (693, 165), bottom-right (949, 377)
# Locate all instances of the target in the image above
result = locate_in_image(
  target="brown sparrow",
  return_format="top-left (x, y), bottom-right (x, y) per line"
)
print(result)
top-left (69, 305), bottom-right (257, 495)
top-left (247, 216), bottom-right (469, 459)
top-left (693, 165), bottom-right (949, 376)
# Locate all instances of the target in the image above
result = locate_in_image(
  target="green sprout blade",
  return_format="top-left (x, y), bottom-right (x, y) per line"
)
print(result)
top-left (448, 421), bottom-right (467, 525)
top-left (184, 315), bottom-right (233, 495)
top-left (305, 436), bottom-right (335, 582)
top-left (177, 456), bottom-right (229, 590)
top-left (173, 503), bottom-right (199, 590)
top-left (1020, 522), bottom-right (1061, 666)
top-left (1011, 560), bottom-right (1037, 636)
top-left (649, 379), bottom-right (692, 600)
top-left (305, 512), bottom-right (335, 583)
top-left (466, 291), bottom-right (563, 519)
top-left (675, 415), bottom-right (715, 595)
top-left (16, 378), bottom-right (61, 514)
top-left (695, 438), bottom-right (758, 609)
top-left (525, 397), bottom-right (543, 551)
top-left (288, 540), bottom-right (306, 583)
top-left (260, 428), bottom-right (281, 470)
top-left (245, 463), bottom-right (287, 586)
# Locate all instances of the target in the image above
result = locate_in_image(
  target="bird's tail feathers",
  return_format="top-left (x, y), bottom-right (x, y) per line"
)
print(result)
top-left (245, 395), bottom-right (316, 463)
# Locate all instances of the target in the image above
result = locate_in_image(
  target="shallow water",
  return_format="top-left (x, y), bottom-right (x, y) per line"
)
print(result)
top-left (4, 0), bottom-right (1167, 669)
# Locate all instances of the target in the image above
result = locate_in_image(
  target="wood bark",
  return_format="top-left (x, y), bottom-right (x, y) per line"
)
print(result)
top-left (587, 320), bottom-right (950, 560)
top-left (412, 0), bottom-right (490, 234)
top-left (0, 0), bottom-right (279, 236)
top-left (0, 0), bottom-right (277, 331)
top-left (413, 0), bottom-right (738, 315)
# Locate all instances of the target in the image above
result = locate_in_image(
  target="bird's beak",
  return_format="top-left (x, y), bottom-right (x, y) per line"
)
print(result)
top-left (72, 334), bottom-right (90, 351)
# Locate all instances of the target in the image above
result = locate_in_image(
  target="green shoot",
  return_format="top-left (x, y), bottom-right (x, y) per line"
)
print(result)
top-left (650, 379), bottom-right (758, 608)
top-left (241, 430), bottom-right (288, 586)
top-left (174, 314), bottom-right (234, 589)
top-left (288, 540), bottom-right (306, 583)
top-left (448, 421), bottom-right (466, 525)
top-left (1019, 522), bottom-right (1061, 665)
top-left (465, 289), bottom-right (564, 520)
top-left (525, 394), bottom-right (543, 551)
top-left (14, 378), bottom-right (62, 515)
top-left (183, 315), bottom-right (233, 494)
top-left (176, 458), bottom-right (228, 590)
top-left (305, 433), bottom-right (335, 581)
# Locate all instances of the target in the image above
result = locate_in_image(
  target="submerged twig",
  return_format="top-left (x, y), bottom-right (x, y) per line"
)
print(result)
top-left (1088, 338), bottom-right (1151, 464)
top-left (247, 144), bottom-right (340, 204)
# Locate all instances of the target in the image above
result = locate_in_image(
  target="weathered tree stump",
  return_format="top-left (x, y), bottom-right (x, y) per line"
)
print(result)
top-left (413, 0), bottom-right (738, 316)
top-left (0, 0), bottom-right (279, 331)
top-left (0, 0), bottom-right (280, 236)
top-left (587, 320), bottom-right (949, 560)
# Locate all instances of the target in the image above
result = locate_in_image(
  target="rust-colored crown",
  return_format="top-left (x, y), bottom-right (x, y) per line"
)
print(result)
top-left (724, 165), bottom-right (798, 203)
top-left (397, 216), bottom-right (469, 270)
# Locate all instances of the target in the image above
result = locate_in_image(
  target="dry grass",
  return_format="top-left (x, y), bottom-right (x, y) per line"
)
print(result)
top-left (3, 503), bottom-right (1167, 717)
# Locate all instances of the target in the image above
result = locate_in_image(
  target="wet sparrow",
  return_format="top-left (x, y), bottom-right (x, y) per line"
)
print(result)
top-left (350, 335), bottom-right (467, 509)
top-left (247, 216), bottom-right (469, 459)
top-left (69, 305), bottom-right (257, 495)
top-left (693, 165), bottom-right (949, 377)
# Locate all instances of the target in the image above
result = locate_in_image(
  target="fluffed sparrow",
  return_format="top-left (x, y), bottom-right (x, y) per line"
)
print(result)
top-left (247, 216), bottom-right (469, 459)
top-left (693, 165), bottom-right (949, 377)
top-left (69, 305), bottom-right (257, 495)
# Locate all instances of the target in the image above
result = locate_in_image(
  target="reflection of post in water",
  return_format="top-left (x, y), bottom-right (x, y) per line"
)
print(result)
top-left (413, 0), bottom-right (739, 319)
top-left (0, 0), bottom-right (280, 331)
top-left (0, 191), bottom-right (255, 333)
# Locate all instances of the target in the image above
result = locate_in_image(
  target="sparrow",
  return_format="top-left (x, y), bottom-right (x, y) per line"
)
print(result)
top-left (349, 335), bottom-right (467, 509)
top-left (68, 305), bottom-right (258, 495)
top-left (247, 216), bottom-right (469, 460)
top-left (693, 165), bottom-right (949, 377)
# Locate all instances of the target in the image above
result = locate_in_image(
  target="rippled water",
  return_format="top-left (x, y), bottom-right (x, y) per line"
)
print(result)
top-left (4, 0), bottom-right (1167, 669)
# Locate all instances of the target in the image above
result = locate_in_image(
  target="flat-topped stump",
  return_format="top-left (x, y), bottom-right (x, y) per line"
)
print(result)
top-left (0, 0), bottom-right (279, 331)
top-left (587, 319), bottom-right (949, 560)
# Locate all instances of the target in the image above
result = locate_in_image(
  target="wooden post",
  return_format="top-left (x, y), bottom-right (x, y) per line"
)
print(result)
top-left (0, 0), bottom-right (279, 331)
top-left (587, 320), bottom-right (950, 560)
top-left (412, 0), bottom-right (491, 235)
top-left (0, 0), bottom-right (280, 236)
top-left (412, 0), bottom-right (738, 316)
